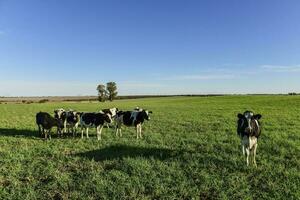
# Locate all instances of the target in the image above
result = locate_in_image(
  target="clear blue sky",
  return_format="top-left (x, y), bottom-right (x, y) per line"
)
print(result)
top-left (1, 0), bottom-right (300, 96)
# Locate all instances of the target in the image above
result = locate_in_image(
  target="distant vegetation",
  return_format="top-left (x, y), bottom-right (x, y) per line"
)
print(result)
top-left (97, 82), bottom-right (118, 102)
top-left (288, 92), bottom-right (299, 95)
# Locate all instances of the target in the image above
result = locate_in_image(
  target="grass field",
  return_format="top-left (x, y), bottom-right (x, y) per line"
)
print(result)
top-left (0, 96), bottom-right (299, 199)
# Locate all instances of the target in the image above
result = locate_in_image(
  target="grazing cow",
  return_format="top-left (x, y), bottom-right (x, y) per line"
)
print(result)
top-left (115, 109), bottom-right (152, 139)
top-left (100, 108), bottom-right (119, 128)
top-left (237, 111), bottom-right (262, 167)
top-left (36, 112), bottom-right (63, 139)
top-left (80, 112), bottom-right (112, 140)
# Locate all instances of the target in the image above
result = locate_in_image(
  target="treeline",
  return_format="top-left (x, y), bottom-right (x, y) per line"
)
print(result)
top-left (288, 92), bottom-right (300, 95)
top-left (97, 82), bottom-right (118, 102)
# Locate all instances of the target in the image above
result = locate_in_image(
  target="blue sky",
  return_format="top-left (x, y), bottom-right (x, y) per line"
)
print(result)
top-left (1, 0), bottom-right (300, 96)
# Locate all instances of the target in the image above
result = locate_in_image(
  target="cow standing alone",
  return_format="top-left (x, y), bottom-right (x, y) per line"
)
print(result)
top-left (115, 109), bottom-right (152, 139)
top-left (237, 111), bottom-right (262, 167)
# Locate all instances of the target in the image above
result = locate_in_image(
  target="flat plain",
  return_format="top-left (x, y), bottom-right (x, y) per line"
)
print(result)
top-left (0, 96), bottom-right (299, 199)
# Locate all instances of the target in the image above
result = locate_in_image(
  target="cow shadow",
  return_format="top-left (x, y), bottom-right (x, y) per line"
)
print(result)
top-left (0, 128), bottom-right (38, 138)
top-left (0, 128), bottom-right (63, 139)
top-left (76, 144), bottom-right (183, 162)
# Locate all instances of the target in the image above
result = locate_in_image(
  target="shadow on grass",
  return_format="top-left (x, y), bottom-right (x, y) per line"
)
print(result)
top-left (76, 144), bottom-right (181, 162)
top-left (0, 128), bottom-right (86, 139)
top-left (0, 128), bottom-right (39, 138)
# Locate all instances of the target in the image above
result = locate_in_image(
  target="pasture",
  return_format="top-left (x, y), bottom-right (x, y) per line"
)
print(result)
top-left (0, 96), bottom-right (299, 199)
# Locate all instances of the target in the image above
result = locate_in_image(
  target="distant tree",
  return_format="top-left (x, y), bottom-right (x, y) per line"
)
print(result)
top-left (97, 84), bottom-right (107, 102)
top-left (106, 82), bottom-right (118, 101)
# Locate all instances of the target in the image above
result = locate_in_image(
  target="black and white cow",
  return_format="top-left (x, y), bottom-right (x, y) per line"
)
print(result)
top-left (237, 111), bottom-right (262, 167)
top-left (115, 109), bottom-right (152, 139)
top-left (100, 108), bottom-right (118, 128)
top-left (80, 112), bottom-right (112, 140)
top-left (54, 109), bottom-right (81, 136)
top-left (36, 112), bottom-right (63, 139)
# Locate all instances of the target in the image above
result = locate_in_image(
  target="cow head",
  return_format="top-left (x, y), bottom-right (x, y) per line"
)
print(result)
top-left (54, 108), bottom-right (65, 119)
top-left (237, 111), bottom-right (262, 136)
top-left (110, 108), bottom-right (118, 118)
top-left (70, 111), bottom-right (81, 122)
top-left (142, 110), bottom-right (152, 121)
top-left (104, 113), bottom-right (113, 123)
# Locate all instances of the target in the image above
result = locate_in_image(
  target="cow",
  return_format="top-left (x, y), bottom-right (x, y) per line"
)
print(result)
top-left (99, 108), bottom-right (118, 128)
top-left (80, 112), bottom-right (112, 140)
top-left (115, 109), bottom-right (152, 139)
top-left (237, 111), bottom-right (262, 167)
top-left (54, 109), bottom-right (81, 136)
top-left (64, 111), bottom-right (81, 137)
top-left (36, 112), bottom-right (63, 139)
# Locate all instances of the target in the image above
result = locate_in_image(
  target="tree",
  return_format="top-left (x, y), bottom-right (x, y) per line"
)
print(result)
top-left (106, 82), bottom-right (118, 101)
top-left (97, 84), bottom-right (107, 102)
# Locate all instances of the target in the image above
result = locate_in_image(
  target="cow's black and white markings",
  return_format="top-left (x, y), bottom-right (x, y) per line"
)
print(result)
top-left (54, 109), bottom-right (81, 136)
top-left (100, 108), bottom-right (118, 128)
top-left (36, 112), bottom-right (63, 139)
top-left (115, 109), bottom-right (152, 139)
top-left (54, 108), bottom-right (65, 120)
top-left (80, 112), bottom-right (112, 140)
top-left (237, 111), bottom-right (262, 167)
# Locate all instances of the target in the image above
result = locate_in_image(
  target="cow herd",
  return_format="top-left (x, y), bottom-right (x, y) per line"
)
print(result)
top-left (36, 107), bottom-right (152, 140)
top-left (36, 108), bottom-right (262, 167)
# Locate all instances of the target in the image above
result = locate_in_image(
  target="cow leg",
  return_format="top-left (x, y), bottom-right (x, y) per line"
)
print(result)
top-left (49, 129), bottom-right (52, 140)
top-left (64, 120), bottom-right (67, 134)
top-left (245, 148), bottom-right (250, 166)
top-left (97, 125), bottom-right (103, 141)
top-left (119, 128), bottom-right (122, 137)
top-left (139, 125), bottom-right (142, 139)
top-left (253, 143), bottom-right (258, 168)
top-left (115, 127), bottom-right (118, 137)
top-left (57, 128), bottom-right (60, 138)
top-left (241, 140), bottom-right (245, 155)
top-left (73, 124), bottom-right (78, 137)
top-left (81, 127), bottom-right (84, 139)
top-left (115, 124), bottom-right (121, 137)
top-left (136, 126), bottom-right (139, 139)
top-left (86, 127), bottom-right (89, 138)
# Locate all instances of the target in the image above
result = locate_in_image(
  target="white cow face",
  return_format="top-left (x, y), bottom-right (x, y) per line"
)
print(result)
top-left (54, 108), bottom-right (65, 119)
top-left (143, 110), bottom-right (153, 120)
top-left (110, 108), bottom-right (118, 118)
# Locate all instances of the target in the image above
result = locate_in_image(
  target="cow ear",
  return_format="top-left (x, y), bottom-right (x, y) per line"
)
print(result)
top-left (254, 114), bottom-right (262, 120)
top-left (237, 113), bottom-right (243, 118)
top-left (149, 111), bottom-right (153, 114)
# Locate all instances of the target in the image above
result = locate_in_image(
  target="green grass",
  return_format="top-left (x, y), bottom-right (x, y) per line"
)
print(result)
top-left (0, 96), bottom-right (299, 199)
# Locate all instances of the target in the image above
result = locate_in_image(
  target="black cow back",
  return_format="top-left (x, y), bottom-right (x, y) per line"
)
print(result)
top-left (121, 111), bottom-right (147, 126)
top-left (36, 112), bottom-right (61, 129)
top-left (81, 113), bottom-right (106, 127)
